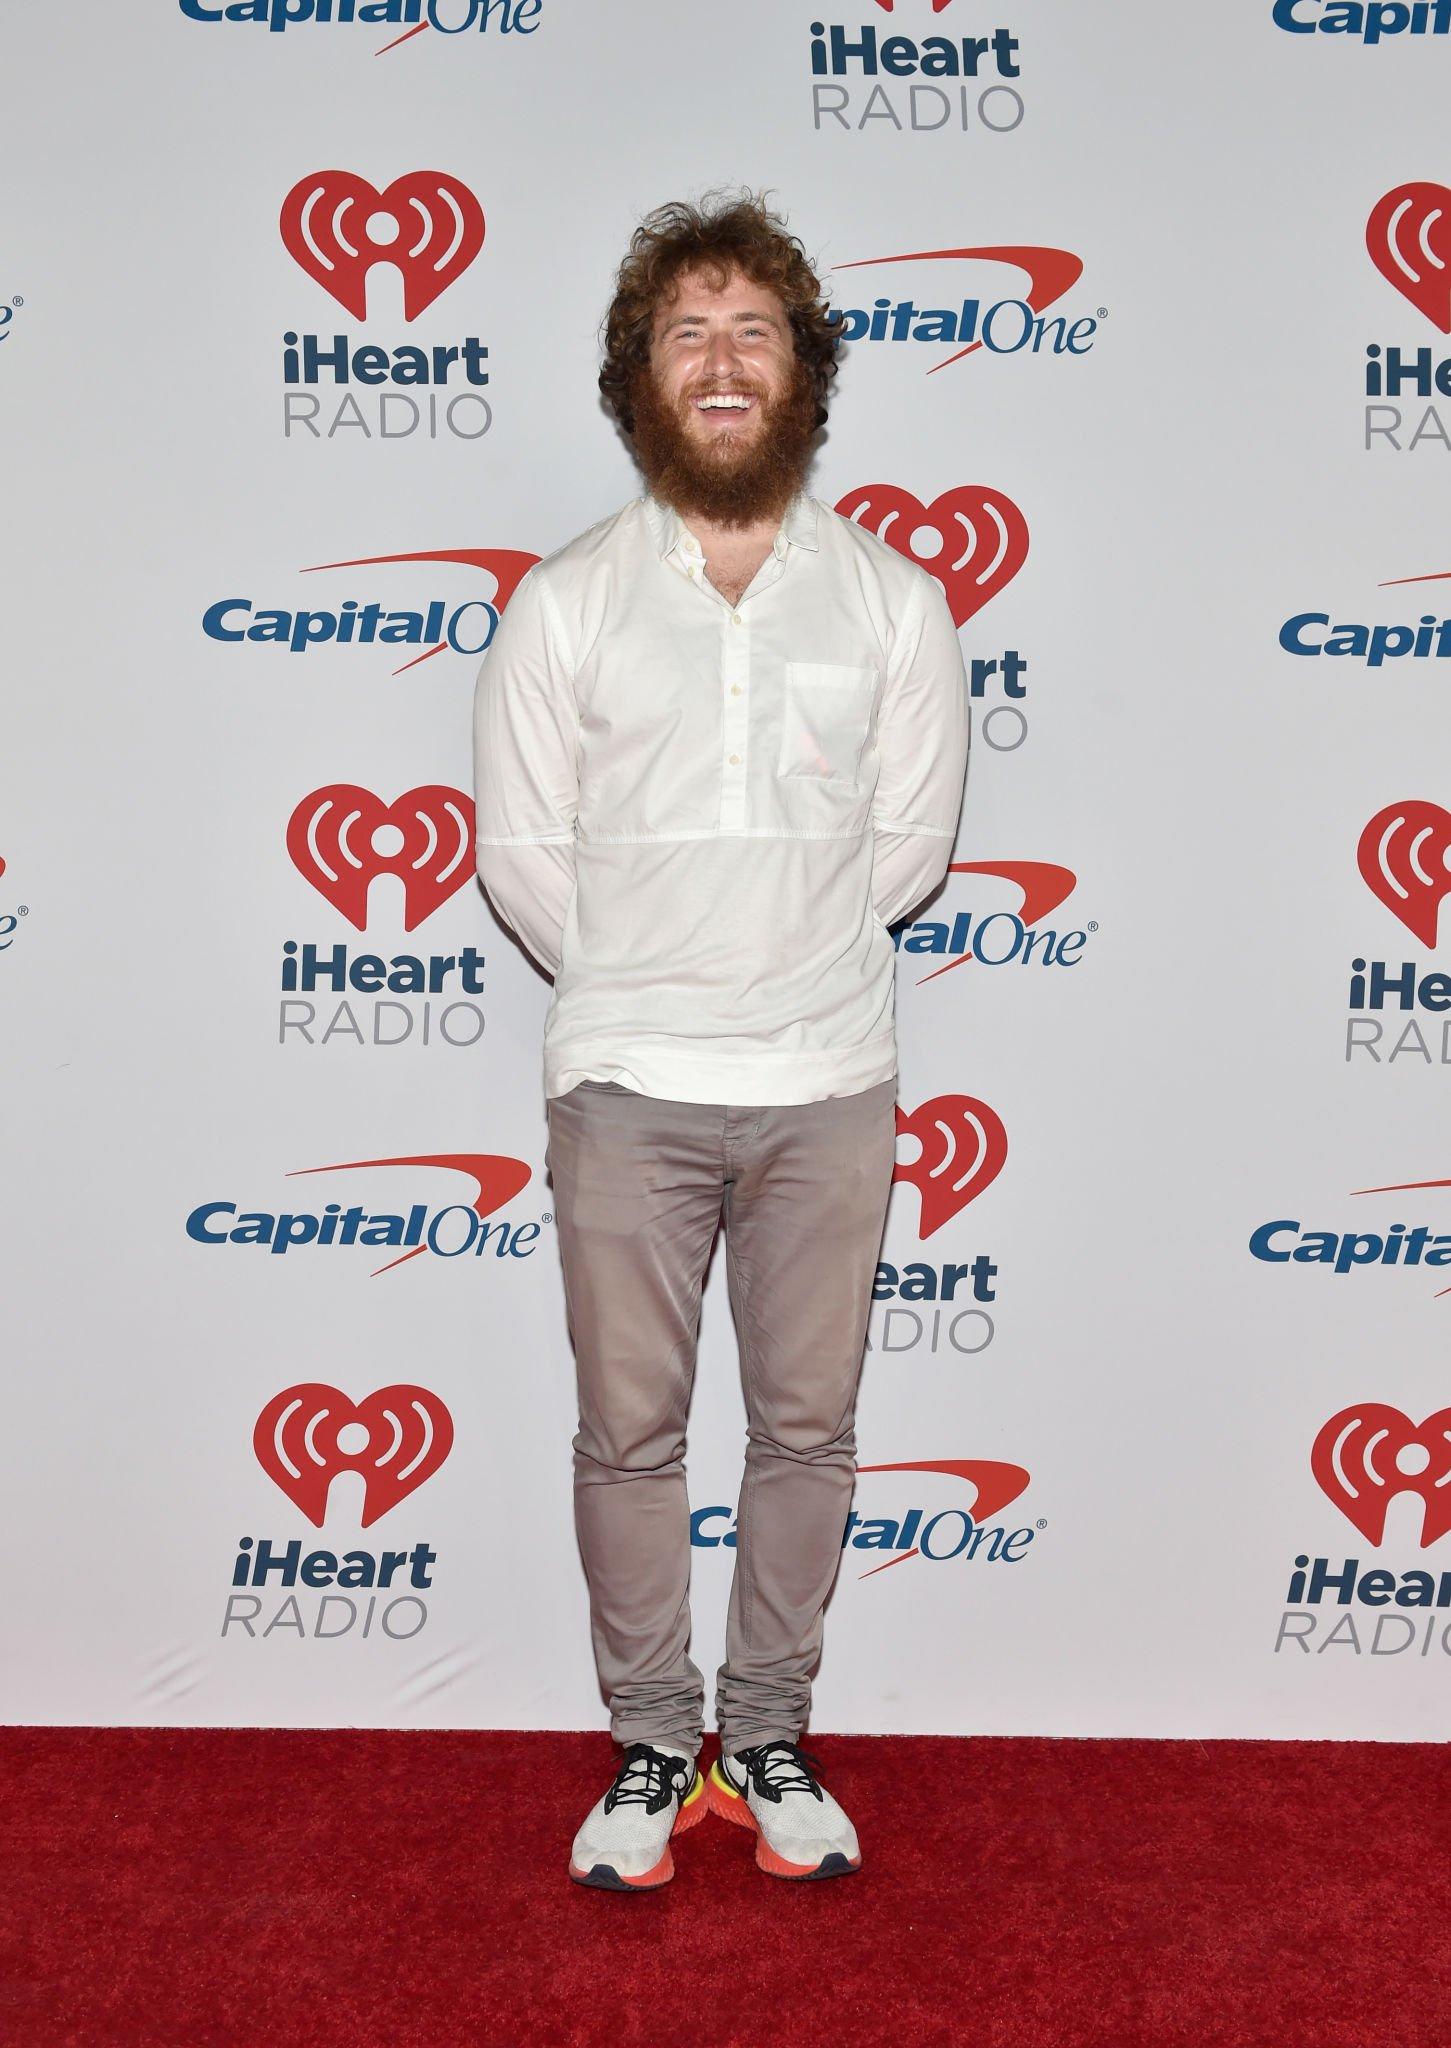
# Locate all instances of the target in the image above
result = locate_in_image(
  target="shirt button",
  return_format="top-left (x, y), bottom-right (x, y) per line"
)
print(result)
top-left (728, 753), bottom-right (740, 765)
top-left (730, 685), bottom-right (742, 696)
top-left (730, 613), bottom-right (742, 627)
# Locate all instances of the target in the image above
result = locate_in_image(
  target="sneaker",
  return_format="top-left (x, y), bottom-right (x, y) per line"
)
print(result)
top-left (706, 1740), bottom-right (862, 1880)
top-left (568, 1741), bottom-right (706, 1891)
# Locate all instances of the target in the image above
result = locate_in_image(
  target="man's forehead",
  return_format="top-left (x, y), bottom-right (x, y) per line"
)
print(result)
top-left (654, 268), bottom-right (784, 326)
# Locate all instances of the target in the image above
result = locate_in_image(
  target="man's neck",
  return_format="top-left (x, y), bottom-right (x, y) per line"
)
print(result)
top-left (674, 503), bottom-right (787, 558)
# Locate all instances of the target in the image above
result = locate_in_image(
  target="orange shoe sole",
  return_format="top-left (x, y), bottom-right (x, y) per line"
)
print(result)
top-left (705, 1758), bottom-right (862, 1880)
top-left (569, 1768), bottom-right (708, 1891)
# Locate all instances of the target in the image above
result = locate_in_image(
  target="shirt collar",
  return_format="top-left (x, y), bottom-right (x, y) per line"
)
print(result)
top-left (642, 488), bottom-right (820, 563)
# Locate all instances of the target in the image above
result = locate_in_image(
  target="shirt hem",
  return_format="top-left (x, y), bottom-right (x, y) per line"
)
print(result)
top-left (543, 1030), bottom-right (898, 1106)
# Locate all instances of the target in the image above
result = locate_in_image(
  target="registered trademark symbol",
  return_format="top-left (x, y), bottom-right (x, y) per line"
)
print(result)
top-left (1087, 921), bottom-right (1098, 932)
top-left (1096, 307), bottom-right (1107, 319)
top-left (11, 296), bottom-right (21, 308)
top-left (17, 905), bottom-right (28, 916)
top-left (1036, 1518), bottom-right (1047, 1530)
top-left (542, 1211), bottom-right (553, 1225)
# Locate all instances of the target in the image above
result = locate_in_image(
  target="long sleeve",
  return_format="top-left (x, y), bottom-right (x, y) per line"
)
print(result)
top-left (472, 563), bottom-right (579, 979)
top-left (871, 571), bottom-right (971, 929)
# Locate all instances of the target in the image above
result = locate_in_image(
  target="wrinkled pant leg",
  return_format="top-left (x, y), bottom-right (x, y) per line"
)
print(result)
top-left (545, 1084), bottom-right (726, 1758)
top-left (713, 1077), bottom-right (899, 1754)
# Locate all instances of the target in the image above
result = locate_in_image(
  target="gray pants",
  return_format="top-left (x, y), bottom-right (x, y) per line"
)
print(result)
top-left (543, 1074), bottom-right (899, 1760)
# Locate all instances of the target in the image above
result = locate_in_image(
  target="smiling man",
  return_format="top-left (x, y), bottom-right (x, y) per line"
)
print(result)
top-left (473, 189), bottom-right (970, 1891)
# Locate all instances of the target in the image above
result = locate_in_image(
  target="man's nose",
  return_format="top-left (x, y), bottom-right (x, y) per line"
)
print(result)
top-left (702, 327), bottom-right (743, 378)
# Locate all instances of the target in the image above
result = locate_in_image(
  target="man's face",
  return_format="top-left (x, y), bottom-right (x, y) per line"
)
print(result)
top-left (650, 265), bottom-right (794, 461)
top-left (627, 263), bottom-right (818, 527)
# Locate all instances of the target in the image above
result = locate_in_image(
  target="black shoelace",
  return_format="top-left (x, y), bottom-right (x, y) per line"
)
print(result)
top-left (601, 1742), bottom-right (691, 1817)
top-left (732, 1740), bottom-right (826, 1804)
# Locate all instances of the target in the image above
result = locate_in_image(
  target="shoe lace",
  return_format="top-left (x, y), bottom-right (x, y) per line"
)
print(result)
top-left (733, 1740), bottom-right (825, 1805)
top-left (602, 1743), bottom-right (690, 1817)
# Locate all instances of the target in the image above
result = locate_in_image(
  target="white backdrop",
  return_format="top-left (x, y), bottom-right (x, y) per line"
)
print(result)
top-left (5, 0), bottom-right (1451, 1739)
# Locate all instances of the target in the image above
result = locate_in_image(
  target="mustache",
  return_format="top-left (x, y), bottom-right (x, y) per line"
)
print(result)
top-left (681, 380), bottom-right (770, 403)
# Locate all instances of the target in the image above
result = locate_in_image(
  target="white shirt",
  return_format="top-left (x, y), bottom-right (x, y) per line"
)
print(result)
top-left (472, 488), bottom-right (970, 1105)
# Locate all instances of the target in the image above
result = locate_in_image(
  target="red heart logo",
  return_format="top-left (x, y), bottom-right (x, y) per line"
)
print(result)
top-left (893, 1093), bottom-right (1008, 1237)
top-left (280, 170), bottom-right (485, 321)
top-left (254, 1383), bottom-right (454, 1529)
top-left (835, 484), bottom-right (1028, 626)
top-left (1312, 1403), bottom-right (1451, 1549)
top-left (287, 783), bottom-right (475, 933)
top-left (1366, 182), bottom-right (1451, 332)
top-left (1356, 799), bottom-right (1451, 948)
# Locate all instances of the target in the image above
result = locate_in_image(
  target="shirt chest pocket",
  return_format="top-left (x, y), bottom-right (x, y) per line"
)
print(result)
top-left (777, 661), bottom-right (878, 790)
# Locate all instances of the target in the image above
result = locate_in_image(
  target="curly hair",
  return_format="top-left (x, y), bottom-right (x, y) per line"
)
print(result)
top-left (598, 187), bottom-right (843, 436)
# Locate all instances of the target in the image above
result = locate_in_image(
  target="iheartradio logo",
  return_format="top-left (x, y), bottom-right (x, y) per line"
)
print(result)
top-left (836, 484), bottom-right (1028, 627)
top-left (254, 1383), bottom-right (454, 1528)
top-left (280, 170), bottom-right (485, 320)
top-left (894, 1094), bottom-right (1007, 1236)
top-left (1312, 1402), bottom-right (1451, 1549)
top-left (1357, 800), bottom-right (1451, 947)
top-left (1367, 183), bottom-right (1451, 332)
top-left (287, 784), bottom-right (475, 932)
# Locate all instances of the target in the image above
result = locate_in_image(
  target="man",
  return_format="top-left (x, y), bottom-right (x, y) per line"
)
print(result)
top-left (473, 190), bottom-right (970, 1890)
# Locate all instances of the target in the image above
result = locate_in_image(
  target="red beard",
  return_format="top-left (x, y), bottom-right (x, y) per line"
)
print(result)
top-left (627, 357), bottom-right (819, 528)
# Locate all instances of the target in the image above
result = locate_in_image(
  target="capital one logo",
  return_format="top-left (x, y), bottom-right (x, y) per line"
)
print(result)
top-left (254, 1382), bottom-right (455, 1527)
top-left (280, 170), bottom-right (485, 319)
top-left (1357, 799), bottom-right (1451, 946)
top-left (835, 484), bottom-right (1028, 625)
top-left (1367, 183), bottom-right (1451, 332)
top-left (693, 1453), bottom-right (1036, 1578)
top-left (852, 1457), bottom-right (1028, 1578)
top-left (299, 542), bottom-right (540, 672)
top-left (910, 859), bottom-right (1082, 988)
top-left (288, 784), bottom-right (475, 931)
top-left (894, 1095), bottom-right (1007, 1236)
top-left (829, 244), bottom-right (1090, 375)
top-left (1312, 1402), bottom-right (1451, 1547)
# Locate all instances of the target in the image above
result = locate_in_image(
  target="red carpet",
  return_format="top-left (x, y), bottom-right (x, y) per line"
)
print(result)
top-left (4, 1729), bottom-right (1447, 2047)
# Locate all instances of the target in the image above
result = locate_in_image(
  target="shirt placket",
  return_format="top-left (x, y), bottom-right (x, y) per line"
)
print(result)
top-left (674, 533), bottom-right (790, 833)
top-left (719, 594), bottom-right (751, 830)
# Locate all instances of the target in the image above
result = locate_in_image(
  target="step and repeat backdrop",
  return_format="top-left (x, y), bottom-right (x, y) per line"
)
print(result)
top-left (4, 1), bottom-right (1451, 1739)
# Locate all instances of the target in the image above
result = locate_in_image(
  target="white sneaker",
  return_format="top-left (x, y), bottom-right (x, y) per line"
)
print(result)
top-left (568, 1742), bottom-right (706, 1891)
top-left (706, 1741), bottom-right (862, 1879)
